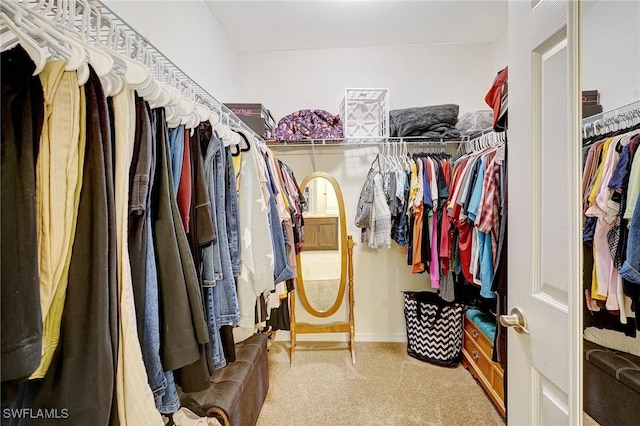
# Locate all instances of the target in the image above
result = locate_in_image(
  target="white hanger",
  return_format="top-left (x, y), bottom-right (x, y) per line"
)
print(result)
top-left (147, 78), bottom-right (174, 108)
top-left (166, 105), bottom-right (182, 129)
top-left (3, 1), bottom-right (90, 83)
top-left (165, 83), bottom-right (191, 125)
top-left (92, 12), bottom-right (146, 86)
top-left (214, 122), bottom-right (231, 142)
top-left (99, 72), bottom-right (112, 95)
top-left (167, 86), bottom-right (183, 107)
top-left (184, 112), bottom-right (198, 130)
top-left (184, 103), bottom-right (201, 130)
top-left (208, 110), bottom-right (220, 126)
top-left (393, 142), bottom-right (402, 171)
top-left (140, 57), bottom-right (170, 108)
top-left (45, 0), bottom-right (114, 78)
top-left (225, 131), bottom-right (240, 147)
top-left (132, 46), bottom-right (161, 100)
top-left (194, 102), bottom-right (210, 124)
top-left (163, 83), bottom-right (181, 123)
top-left (0, 13), bottom-right (47, 75)
top-left (148, 62), bottom-right (176, 108)
top-left (181, 99), bottom-right (197, 123)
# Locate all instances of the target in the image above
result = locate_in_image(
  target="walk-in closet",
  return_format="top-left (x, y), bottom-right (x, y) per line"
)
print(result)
top-left (1, 1), bottom-right (638, 425)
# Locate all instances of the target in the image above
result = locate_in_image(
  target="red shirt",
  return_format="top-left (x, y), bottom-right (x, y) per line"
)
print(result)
top-left (177, 128), bottom-right (192, 232)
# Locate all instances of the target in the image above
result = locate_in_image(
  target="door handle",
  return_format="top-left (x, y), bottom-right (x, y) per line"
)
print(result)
top-left (499, 307), bottom-right (530, 335)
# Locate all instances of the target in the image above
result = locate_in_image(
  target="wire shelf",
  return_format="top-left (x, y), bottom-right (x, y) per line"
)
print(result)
top-left (582, 100), bottom-right (640, 125)
top-left (265, 136), bottom-right (469, 147)
top-left (11, 0), bottom-right (265, 143)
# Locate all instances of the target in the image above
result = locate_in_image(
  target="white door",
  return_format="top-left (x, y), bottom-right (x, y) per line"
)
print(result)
top-left (506, 0), bottom-right (582, 425)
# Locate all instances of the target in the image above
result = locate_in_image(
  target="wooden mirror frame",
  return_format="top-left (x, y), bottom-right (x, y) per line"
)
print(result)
top-left (295, 172), bottom-right (347, 317)
top-left (290, 171), bottom-right (355, 366)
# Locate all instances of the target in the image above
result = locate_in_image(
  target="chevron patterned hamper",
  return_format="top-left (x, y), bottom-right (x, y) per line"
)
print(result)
top-left (403, 291), bottom-right (464, 367)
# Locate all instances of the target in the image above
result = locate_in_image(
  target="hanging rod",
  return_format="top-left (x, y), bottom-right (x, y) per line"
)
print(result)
top-left (92, 1), bottom-right (264, 142)
top-left (581, 99), bottom-right (640, 138)
top-left (265, 136), bottom-right (469, 147)
top-left (13, 0), bottom-right (265, 143)
top-left (582, 99), bottom-right (640, 124)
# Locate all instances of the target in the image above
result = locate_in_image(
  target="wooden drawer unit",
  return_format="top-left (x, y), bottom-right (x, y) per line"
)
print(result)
top-left (302, 216), bottom-right (339, 251)
top-left (461, 315), bottom-right (505, 417)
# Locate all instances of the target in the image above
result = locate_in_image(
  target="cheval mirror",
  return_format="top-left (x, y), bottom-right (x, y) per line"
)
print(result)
top-left (290, 172), bottom-right (355, 366)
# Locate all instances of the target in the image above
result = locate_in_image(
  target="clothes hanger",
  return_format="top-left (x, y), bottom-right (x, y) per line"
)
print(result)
top-left (228, 131), bottom-right (241, 147)
top-left (3, 1), bottom-right (89, 82)
top-left (208, 109), bottom-right (220, 126)
top-left (214, 122), bottom-right (230, 141)
top-left (94, 12), bottom-right (149, 87)
top-left (195, 102), bottom-right (211, 124)
top-left (0, 13), bottom-right (47, 75)
top-left (235, 129), bottom-right (252, 152)
top-left (166, 82), bottom-right (192, 127)
top-left (185, 100), bottom-right (212, 130)
top-left (184, 109), bottom-right (199, 130)
top-left (115, 34), bottom-right (153, 91)
top-left (181, 99), bottom-right (200, 129)
top-left (400, 140), bottom-right (409, 169)
top-left (229, 128), bottom-right (243, 156)
top-left (147, 62), bottom-right (173, 107)
top-left (166, 105), bottom-right (183, 129)
top-left (57, 0), bottom-right (113, 77)
top-left (392, 140), bottom-right (402, 171)
top-left (8, 2), bottom-right (91, 74)
top-left (135, 48), bottom-right (161, 100)
top-left (380, 141), bottom-right (389, 172)
top-left (165, 80), bottom-right (187, 124)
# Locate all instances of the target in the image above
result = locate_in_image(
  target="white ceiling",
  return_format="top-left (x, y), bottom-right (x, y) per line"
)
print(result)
top-left (205, 1), bottom-right (508, 53)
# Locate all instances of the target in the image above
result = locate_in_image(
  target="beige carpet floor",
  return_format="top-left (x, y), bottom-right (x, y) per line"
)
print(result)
top-left (257, 341), bottom-right (505, 426)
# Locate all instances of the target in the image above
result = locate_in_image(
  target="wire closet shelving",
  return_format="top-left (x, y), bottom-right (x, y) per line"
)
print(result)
top-left (3, 0), bottom-right (266, 142)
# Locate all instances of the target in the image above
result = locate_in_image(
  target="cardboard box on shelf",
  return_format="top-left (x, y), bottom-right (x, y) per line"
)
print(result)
top-left (582, 90), bottom-right (600, 105)
top-left (223, 103), bottom-right (275, 139)
top-left (224, 103), bottom-right (275, 125)
top-left (583, 104), bottom-right (603, 119)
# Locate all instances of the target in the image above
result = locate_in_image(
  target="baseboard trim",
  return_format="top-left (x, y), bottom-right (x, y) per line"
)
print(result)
top-left (272, 331), bottom-right (407, 343)
top-left (356, 333), bottom-right (407, 342)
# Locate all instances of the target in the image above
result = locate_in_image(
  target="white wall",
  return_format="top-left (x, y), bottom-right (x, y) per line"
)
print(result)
top-left (581, 0), bottom-right (640, 111)
top-left (242, 42), bottom-right (495, 342)
top-left (103, 0), bottom-right (240, 101)
top-left (492, 31), bottom-right (508, 74)
top-left (238, 43), bottom-right (495, 121)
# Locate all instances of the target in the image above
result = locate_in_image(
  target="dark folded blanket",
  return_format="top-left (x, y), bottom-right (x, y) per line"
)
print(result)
top-left (419, 123), bottom-right (461, 139)
top-left (390, 104), bottom-right (459, 137)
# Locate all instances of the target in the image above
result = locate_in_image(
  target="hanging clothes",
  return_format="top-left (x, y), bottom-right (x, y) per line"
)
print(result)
top-left (582, 122), bottom-right (640, 330)
top-left (202, 128), bottom-right (240, 369)
top-left (2, 40), bottom-right (304, 426)
top-left (31, 60), bottom-right (86, 380)
top-left (354, 139), bottom-right (506, 306)
top-left (113, 84), bottom-right (163, 425)
top-left (150, 108), bottom-right (210, 371)
top-left (1, 45), bottom-right (44, 386)
top-left (234, 131), bottom-right (276, 329)
top-left (22, 66), bottom-right (119, 425)
top-left (173, 124), bottom-right (217, 395)
top-left (485, 67), bottom-right (508, 132)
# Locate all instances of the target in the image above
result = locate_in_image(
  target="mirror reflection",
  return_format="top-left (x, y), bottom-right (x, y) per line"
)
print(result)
top-left (580, 2), bottom-right (640, 425)
top-left (301, 177), bottom-right (342, 312)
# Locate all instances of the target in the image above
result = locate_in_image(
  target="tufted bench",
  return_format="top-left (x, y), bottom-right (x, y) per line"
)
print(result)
top-left (583, 339), bottom-right (640, 426)
top-left (180, 333), bottom-right (269, 426)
